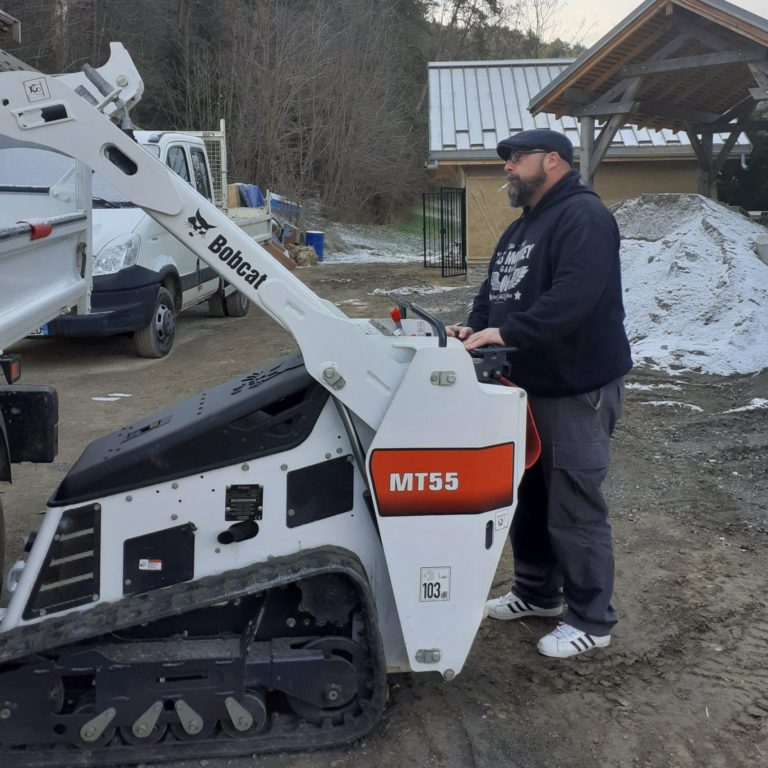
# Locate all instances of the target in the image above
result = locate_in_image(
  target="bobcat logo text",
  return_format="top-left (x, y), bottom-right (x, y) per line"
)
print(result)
top-left (208, 234), bottom-right (268, 288)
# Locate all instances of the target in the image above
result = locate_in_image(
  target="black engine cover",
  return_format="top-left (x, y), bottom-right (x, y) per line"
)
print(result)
top-left (50, 353), bottom-right (328, 506)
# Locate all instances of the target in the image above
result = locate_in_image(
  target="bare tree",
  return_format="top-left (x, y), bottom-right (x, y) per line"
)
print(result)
top-left (3, 0), bottom-right (426, 222)
top-left (509, 0), bottom-right (596, 55)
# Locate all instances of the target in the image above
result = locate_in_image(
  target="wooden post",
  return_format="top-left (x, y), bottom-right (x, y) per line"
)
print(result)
top-left (699, 132), bottom-right (714, 198)
top-left (686, 126), bottom-right (715, 199)
top-left (580, 117), bottom-right (594, 187)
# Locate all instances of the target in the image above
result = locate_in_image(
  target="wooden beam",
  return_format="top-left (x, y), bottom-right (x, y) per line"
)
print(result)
top-left (673, 0), bottom-right (768, 45)
top-left (696, 119), bottom-right (768, 132)
top-left (572, 100), bottom-right (637, 118)
top-left (580, 117), bottom-right (595, 188)
top-left (716, 96), bottom-right (756, 125)
top-left (561, 88), bottom-right (595, 106)
top-left (589, 116), bottom-right (625, 180)
top-left (622, 49), bottom-right (767, 78)
top-left (686, 127), bottom-right (708, 166)
top-left (749, 62), bottom-right (768, 101)
top-left (750, 62), bottom-right (768, 85)
top-left (586, 77), bottom-right (643, 181)
top-left (700, 132), bottom-right (714, 198)
top-left (568, 76), bottom-right (644, 118)
top-left (693, 99), bottom-right (758, 135)
top-left (570, 31), bottom-right (717, 120)
top-left (686, 126), bottom-right (715, 198)
top-left (679, 17), bottom-right (732, 53)
top-left (714, 129), bottom-right (746, 174)
top-left (579, 22), bottom-right (676, 96)
top-left (573, 98), bottom-right (719, 124)
top-left (591, 76), bottom-right (643, 108)
top-left (636, 100), bottom-right (720, 124)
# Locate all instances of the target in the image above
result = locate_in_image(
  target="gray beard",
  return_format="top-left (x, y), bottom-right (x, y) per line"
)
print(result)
top-left (508, 173), bottom-right (546, 207)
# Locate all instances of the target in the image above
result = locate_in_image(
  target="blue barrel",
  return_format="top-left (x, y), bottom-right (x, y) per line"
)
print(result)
top-left (305, 230), bottom-right (324, 262)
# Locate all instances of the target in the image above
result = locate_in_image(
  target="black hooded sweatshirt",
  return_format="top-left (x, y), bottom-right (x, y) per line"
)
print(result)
top-left (467, 170), bottom-right (632, 397)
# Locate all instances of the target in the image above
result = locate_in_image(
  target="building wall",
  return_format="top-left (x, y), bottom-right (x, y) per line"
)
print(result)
top-left (463, 158), bottom-right (700, 262)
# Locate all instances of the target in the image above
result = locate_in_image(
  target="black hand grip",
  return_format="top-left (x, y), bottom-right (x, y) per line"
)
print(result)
top-left (217, 520), bottom-right (260, 545)
top-left (469, 344), bottom-right (518, 357)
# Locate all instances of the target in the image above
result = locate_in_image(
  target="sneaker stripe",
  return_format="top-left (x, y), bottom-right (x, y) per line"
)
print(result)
top-left (585, 635), bottom-right (596, 647)
top-left (570, 640), bottom-right (582, 651)
top-left (506, 596), bottom-right (533, 615)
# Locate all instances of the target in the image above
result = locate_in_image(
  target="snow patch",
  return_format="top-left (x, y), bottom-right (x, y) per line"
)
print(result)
top-left (625, 382), bottom-right (682, 392)
top-left (322, 223), bottom-right (422, 263)
top-left (615, 194), bottom-right (768, 375)
top-left (370, 285), bottom-right (459, 296)
top-left (724, 398), bottom-right (768, 413)
top-left (641, 400), bottom-right (703, 412)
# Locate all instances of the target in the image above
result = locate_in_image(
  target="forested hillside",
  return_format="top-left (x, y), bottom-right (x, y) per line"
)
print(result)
top-left (3, 0), bottom-right (586, 221)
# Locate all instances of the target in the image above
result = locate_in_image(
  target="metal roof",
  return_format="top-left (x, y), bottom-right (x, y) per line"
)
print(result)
top-left (428, 59), bottom-right (751, 161)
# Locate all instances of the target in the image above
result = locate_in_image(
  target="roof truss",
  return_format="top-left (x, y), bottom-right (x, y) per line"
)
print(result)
top-left (528, 0), bottom-right (768, 195)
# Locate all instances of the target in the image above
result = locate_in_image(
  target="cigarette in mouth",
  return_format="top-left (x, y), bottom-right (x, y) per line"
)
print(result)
top-left (497, 181), bottom-right (510, 192)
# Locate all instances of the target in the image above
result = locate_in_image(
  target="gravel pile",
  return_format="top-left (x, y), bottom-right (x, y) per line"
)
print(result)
top-left (614, 193), bottom-right (768, 374)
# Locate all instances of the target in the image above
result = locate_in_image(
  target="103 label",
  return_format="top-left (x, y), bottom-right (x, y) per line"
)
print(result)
top-left (419, 566), bottom-right (451, 602)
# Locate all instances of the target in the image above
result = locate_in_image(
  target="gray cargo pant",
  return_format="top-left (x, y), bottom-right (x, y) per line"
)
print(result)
top-left (511, 377), bottom-right (624, 636)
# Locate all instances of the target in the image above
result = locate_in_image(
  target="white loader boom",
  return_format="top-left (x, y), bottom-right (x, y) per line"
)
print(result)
top-left (0, 47), bottom-right (527, 688)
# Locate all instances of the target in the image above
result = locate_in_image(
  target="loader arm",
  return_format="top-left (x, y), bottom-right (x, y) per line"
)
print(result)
top-left (0, 56), bottom-right (417, 430)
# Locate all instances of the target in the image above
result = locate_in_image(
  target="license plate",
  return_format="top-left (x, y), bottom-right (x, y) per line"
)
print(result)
top-left (27, 324), bottom-right (49, 337)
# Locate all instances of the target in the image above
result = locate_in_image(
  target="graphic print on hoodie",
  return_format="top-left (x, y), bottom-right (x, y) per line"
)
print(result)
top-left (489, 240), bottom-right (533, 303)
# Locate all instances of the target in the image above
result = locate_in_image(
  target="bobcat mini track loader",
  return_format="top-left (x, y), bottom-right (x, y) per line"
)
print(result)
top-left (0, 42), bottom-right (529, 766)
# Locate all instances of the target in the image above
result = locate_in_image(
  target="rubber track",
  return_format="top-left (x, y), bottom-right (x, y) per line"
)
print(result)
top-left (0, 545), bottom-right (388, 767)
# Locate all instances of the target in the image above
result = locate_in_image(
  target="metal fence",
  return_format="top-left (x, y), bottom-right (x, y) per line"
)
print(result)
top-left (185, 118), bottom-right (228, 212)
top-left (422, 187), bottom-right (467, 277)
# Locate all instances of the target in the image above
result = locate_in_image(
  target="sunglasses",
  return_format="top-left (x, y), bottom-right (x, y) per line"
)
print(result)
top-left (504, 150), bottom-right (547, 164)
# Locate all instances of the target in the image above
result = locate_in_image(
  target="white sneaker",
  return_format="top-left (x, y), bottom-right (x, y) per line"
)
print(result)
top-left (537, 622), bottom-right (611, 658)
top-left (485, 591), bottom-right (563, 621)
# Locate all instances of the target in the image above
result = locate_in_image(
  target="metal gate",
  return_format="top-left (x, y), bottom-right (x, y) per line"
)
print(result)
top-left (422, 187), bottom-right (467, 277)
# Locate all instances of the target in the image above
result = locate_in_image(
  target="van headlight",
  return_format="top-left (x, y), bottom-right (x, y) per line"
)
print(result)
top-left (92, 233), bottom-right (141, 275)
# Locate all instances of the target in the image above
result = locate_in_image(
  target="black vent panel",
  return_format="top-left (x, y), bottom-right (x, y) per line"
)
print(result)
top-left (23, 503), bottom-right (101, 620)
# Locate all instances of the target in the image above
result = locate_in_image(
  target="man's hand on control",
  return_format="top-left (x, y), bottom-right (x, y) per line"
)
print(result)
top-left (463, 327), bottom-right (504, 351)
top-left (446, 324), bottom-right (474, 340)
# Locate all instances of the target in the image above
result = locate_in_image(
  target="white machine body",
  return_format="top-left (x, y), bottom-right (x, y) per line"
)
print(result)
top-left (0, 48), bottom-right (528, 679)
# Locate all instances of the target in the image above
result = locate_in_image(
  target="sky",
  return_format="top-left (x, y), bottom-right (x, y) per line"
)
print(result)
top-left (558, 0), bottom-right (768, 46)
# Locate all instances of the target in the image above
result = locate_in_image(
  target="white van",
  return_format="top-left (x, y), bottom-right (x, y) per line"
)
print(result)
top-left (4, 132), bottom-right (271, 357)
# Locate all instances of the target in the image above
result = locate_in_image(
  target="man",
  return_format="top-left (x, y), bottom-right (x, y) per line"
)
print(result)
top-left (447, 128), bottom-right (631, 658)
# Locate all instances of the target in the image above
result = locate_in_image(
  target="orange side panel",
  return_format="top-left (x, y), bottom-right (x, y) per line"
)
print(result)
top-left (369, 443), bottom-right (515, 517)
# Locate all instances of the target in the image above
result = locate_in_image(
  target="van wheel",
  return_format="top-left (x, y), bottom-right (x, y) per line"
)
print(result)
top-left (134, 287), bottom-right (176, 358)
top-left (208, 290), bottom-right (228, 318)
top-left (225, 290), bottom-right (250, 318)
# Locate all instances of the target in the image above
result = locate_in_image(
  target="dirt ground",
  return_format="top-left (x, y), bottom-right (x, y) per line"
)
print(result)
top-left (2, 262), bottom-right (767, 768)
